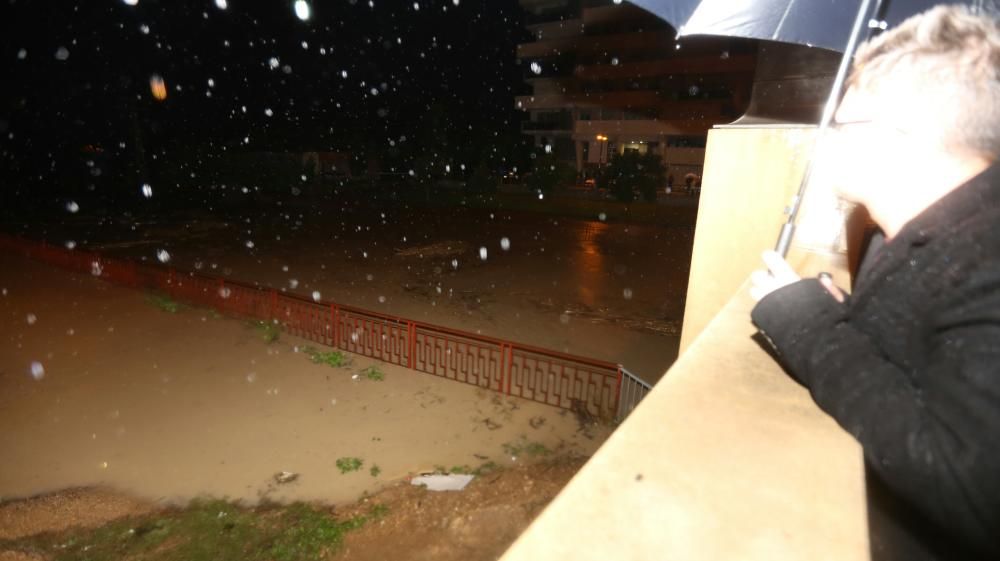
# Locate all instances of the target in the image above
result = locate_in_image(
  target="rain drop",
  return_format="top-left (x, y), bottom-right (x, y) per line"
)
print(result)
top-left (530, 61), bottom-right (542, 75)
top-left (245, 240), bottom-right (255, 249)
top-left (268, 57), bottom-right (280, 69)
top-left (30, 361), bottom-right (45, 380)
top-left (141, 183), bottom-right (153, 198)
top-left (17, 49), bottom-right (27, 60)
top-left (215, 0), bottom-right (228, 9)
top-left (378, 295), bottom-right (386, 303)
top-left (623, 288), bottom-right (634, 300)
top-left (289, 279), bottom-right (299, 289)
top-left (598, 212), bottom-right (607, 221)
top-left (156, 249), bottom-right (171, 263)
top-left (479, 247), bottom-right (488, 261)
top-left (451, 259), bottom-right (459, 269)
top-left (294, 0), bottom-right (311, 21)
top-left (312, 290), bottom-right (321, 302)
top-left (54, 47), bottom-right (70, 60)
top-left (26, 313), bottom-right (37, 325)
top-left (264, 108), bottom-right (274, 117)
top-left (65, 240), bottom-right (77, 250)
top-left (500, 237), bottom-right (511, 251)
top-left (123, 0), bottom-right (138, 5)
top-left (65, 201), bottom-right (79, 213)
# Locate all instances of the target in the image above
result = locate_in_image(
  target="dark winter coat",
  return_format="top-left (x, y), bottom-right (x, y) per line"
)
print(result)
top-left (751, 161), bottom-right (1000, 560)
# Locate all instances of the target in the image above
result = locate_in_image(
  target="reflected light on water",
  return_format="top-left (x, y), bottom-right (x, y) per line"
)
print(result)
top-left (572, 221), bottom-right (609, 309)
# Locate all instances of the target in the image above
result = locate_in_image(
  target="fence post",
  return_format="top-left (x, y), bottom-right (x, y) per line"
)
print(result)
top-left (614, 365), bottom-right (624, 420)
top-left (331, 304), bottom-right (338, 347)
top-left (505, 345), bottom-right (514, 395)
top-left (407, 321), bottom-right (416, 369)
top-left (498, 343), bottom-right (506, 393)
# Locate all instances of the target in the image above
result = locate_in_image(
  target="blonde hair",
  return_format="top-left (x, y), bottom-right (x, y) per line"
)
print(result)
top-left (848, 5), bottom-right (1000, 159)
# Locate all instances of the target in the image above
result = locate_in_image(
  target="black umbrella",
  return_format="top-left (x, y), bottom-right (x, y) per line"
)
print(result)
top-left (628, 0), bottom-right (996, 255)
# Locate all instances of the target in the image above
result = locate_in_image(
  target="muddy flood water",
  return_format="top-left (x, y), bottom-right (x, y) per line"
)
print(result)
top-left (11, 202), bottom-right (696, 382)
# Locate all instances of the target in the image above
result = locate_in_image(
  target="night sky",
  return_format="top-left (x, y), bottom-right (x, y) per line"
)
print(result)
top-left (1, 0), bottom-right (528, 201)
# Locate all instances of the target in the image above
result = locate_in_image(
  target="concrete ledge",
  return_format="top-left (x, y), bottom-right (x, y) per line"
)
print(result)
top-left (501, 283), bottom-right (869, 561)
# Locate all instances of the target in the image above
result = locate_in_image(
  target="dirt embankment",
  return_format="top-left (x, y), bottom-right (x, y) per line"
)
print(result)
top-left (0, 457), bottom-right (585, 561)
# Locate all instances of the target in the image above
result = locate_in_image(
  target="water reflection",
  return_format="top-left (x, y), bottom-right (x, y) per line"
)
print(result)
top-left (572, 221), bottom-right (609, 309)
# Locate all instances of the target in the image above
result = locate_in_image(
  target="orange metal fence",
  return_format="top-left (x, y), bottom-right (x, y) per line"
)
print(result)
top-left (0, 233), bottom-right (626, 420)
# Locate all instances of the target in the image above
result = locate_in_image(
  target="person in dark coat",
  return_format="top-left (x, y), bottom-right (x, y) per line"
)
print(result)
top-left (749, 6), bottom-right (1000, 560)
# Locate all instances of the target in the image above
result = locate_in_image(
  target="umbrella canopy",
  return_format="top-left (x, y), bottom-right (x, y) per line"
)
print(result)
top-left (629, 0), bottom-right (994, 52)
top-left (627, 0), bottom-right (996, 255)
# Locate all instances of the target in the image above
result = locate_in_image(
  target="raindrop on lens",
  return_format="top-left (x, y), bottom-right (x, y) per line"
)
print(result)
top-left (623, 288), bottom-right (633, 300)
top-left (30, 361), bottom-right (45, 380)
top-left (500, 237), bottom-right (511, 251)
top-left (141, 183), bottom-right (153, 198)
top-left (451, 259), bottom-right (459, 269)
top-left (215, 0), bottom-right (227, 9)
top-left (65, 240), bottom-right (77, 250)
top-left (157, 249), bottom-right (171, 263)
top-left (312, 290), bottom-right (321, 302)
top-left (245, 240), bottom-right (255, 249)
top-left (598, 212), bottom-right (607, 221)
top-left (530, 61), bottom-right (542, 75)
top-left (479, 247), bottom-right (488, 261)
top-left (26, 313), bottom-right (37, 325)
top-left (378, 295), bottom-right (386, 303)
top-left (294, 0), bottom-right (311, 21)
top-left (66, 201), bottom-right (79, 213)
top-left (54, 47), bottom-right (69, 61)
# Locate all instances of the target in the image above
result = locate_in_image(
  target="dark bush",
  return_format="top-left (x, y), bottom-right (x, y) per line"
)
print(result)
top-left (597, 151), bottom-right (665, 203)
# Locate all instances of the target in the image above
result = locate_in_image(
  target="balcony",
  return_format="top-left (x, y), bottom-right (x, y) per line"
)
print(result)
top-left (500, 126), bottom-right (872, 561)
top-left (574, 118), bottom-right (714, 138)
top-left (516, 90), bottom-right (662, 110)
top-left (517, 30), bottom-right (674, 60)
top-left (522, 118), bottom-right (574, 132)
top-left (574, 54), bottom-right (757, 80)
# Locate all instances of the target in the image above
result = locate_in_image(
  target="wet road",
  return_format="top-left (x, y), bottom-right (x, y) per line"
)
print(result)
top-left (7, 202), bottom-right (696, 381)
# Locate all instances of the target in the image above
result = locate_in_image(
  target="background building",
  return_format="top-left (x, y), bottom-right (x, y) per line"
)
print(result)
top-left (517, 0), bottom-right (756, 183)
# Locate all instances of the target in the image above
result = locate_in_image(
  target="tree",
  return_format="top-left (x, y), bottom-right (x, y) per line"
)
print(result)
top-left (597, 151), bottom-right (666, 203)
top-left (526, 152), bottom-right (576, 193)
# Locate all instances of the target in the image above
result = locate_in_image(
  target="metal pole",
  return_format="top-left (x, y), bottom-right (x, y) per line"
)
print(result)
top-left (775, 0), bottom-right (881, 256)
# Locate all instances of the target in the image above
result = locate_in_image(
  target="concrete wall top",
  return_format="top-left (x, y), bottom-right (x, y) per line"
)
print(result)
top-left (501, 284), bottom-right (869, 561)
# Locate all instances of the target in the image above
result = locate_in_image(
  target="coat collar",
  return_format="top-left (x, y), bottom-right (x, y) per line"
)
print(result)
top-left (892, 159), bottom-right (1000, 248)
top-left (853, 159), bottom-right (1000, 295)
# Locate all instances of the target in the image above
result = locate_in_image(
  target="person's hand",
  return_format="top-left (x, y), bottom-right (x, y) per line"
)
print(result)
top-left (750, 250), bottom-right (801, 301)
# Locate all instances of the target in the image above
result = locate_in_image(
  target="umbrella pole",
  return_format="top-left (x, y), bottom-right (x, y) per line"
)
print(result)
top-left (774, 0), bottom-right (883, 257)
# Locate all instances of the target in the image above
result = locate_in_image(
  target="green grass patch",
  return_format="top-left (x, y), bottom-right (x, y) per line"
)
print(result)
top-left (360, 365), bottom-right (385, 381)
top-left (502, 439), bottom-right (551, 458)
top-left (335, 457), bottom-right (364, 474)
top-left (252, 320), bottom-right (280, 343)
top-left (303, 346), bottom-right (349, 368)
top-left (0, 498), bottom-right (384, 561)
top-left (147, 293), bottom-right (180, 313)
top-left (369, 464), bottom-right (381, 477)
